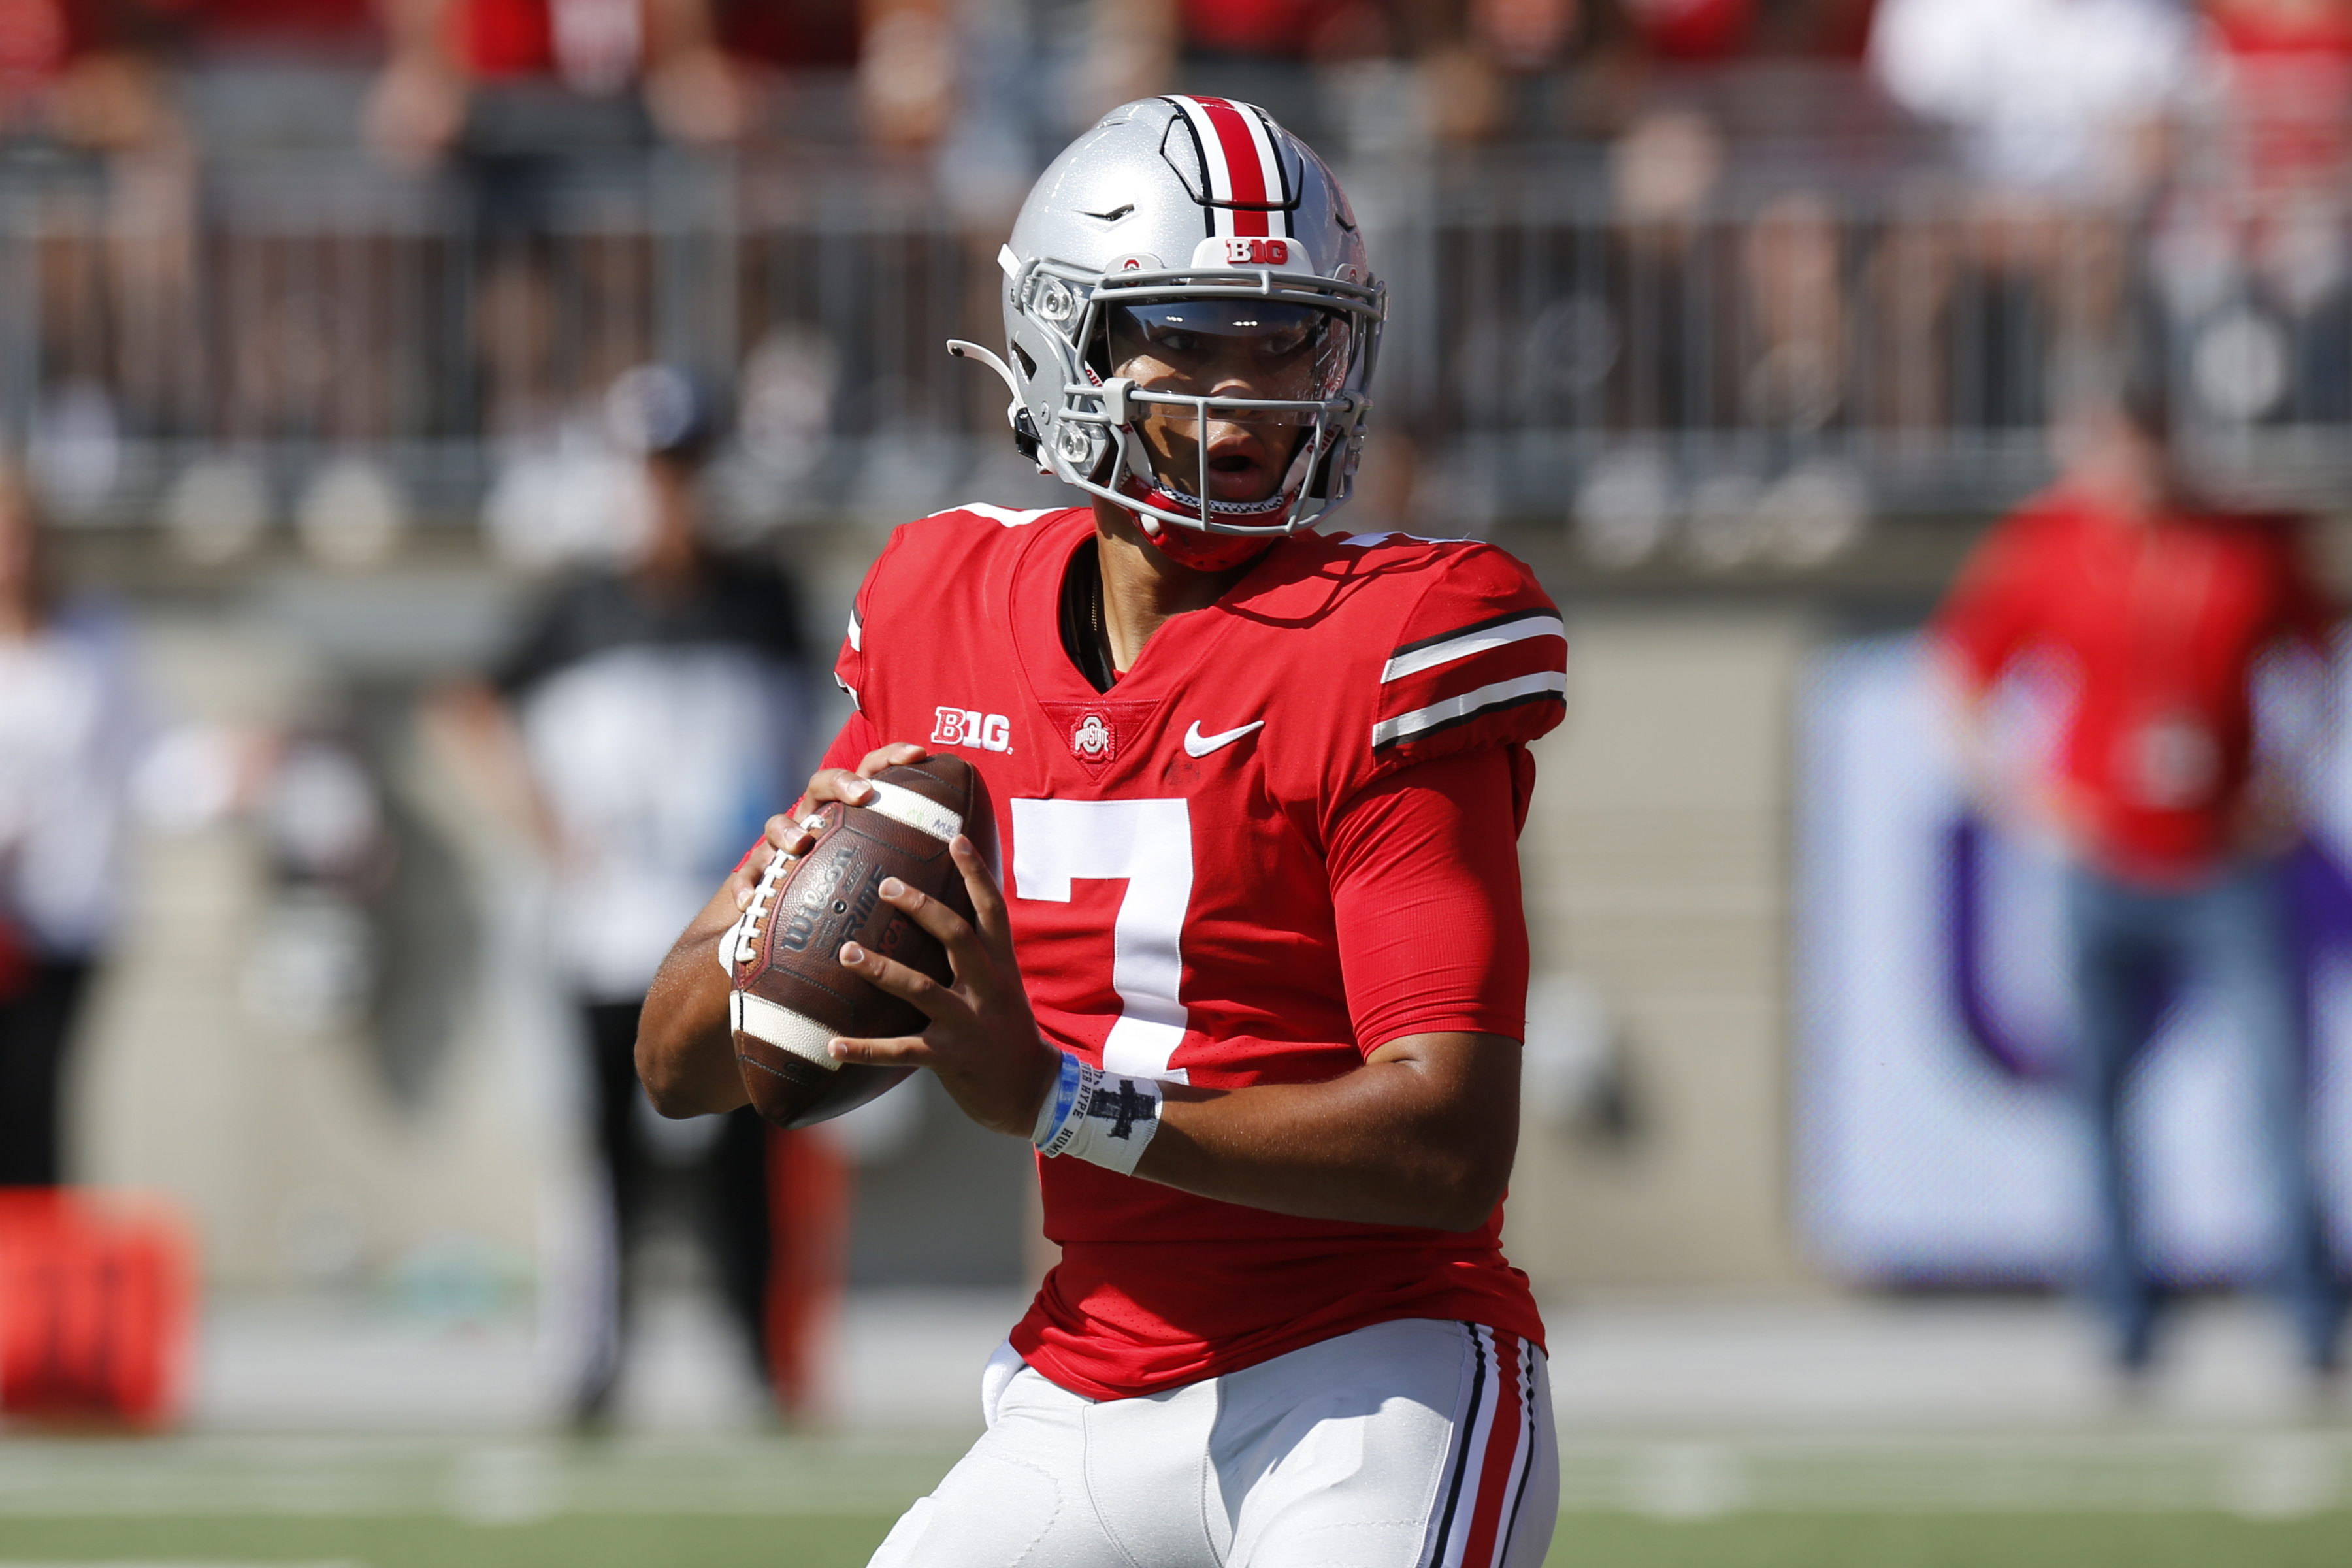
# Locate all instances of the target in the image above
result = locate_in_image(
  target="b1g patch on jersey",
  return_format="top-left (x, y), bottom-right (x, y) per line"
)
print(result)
top-left (1039, 700), bottom-right (1159, 774)
top-left (932, 706), bottom-right (1014, 753)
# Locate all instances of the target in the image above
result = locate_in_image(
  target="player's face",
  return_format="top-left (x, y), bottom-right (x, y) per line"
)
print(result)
top-left (1104, 301), bottom-right (1352, 505)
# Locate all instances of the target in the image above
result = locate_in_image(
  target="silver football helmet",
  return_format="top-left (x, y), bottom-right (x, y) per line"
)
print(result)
top-left (951, 96), bottom-right (1384, 540)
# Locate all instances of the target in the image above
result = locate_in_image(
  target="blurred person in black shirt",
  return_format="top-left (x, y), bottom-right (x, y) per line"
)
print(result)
top-left (433, 365), bottom-right (817, 1424)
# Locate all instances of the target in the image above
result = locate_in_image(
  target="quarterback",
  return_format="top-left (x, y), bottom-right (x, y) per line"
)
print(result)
top-left (638, 95), bottom-right (1565, 1567)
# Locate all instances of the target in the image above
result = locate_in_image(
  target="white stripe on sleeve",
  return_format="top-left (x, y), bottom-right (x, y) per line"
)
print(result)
top-left (1371, 670), bottom-right (1568, 749)
top-left (1381, 613), bottom-right (1564, 683)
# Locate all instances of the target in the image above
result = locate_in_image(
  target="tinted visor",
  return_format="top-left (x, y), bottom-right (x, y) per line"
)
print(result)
top-left (1103, 300), bottom-right (1353, 404)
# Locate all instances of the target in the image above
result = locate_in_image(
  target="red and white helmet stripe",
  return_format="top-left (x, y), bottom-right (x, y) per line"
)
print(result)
top-left (1165, 95), bottom-right (1294, 240)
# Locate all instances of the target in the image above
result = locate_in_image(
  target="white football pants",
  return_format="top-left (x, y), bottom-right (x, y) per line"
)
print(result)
top-left (866, 1317), bottom-right (1557, 1568)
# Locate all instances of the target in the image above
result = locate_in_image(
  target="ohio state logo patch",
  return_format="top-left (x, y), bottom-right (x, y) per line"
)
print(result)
top-left (1039, 700), bottom-right (1157, 773)
top-left (1071, 711), bottom-right (1115, 763)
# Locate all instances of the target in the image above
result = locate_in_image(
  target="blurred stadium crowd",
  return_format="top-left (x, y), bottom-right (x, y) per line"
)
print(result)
top-left (8, 0), bottom-right (2352, 1439)
top-left (1, 0), bottom-right (2349, 555)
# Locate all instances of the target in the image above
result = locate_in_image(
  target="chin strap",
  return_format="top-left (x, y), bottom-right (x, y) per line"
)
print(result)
top-left (1135, 510), bottom-right (1281, 571)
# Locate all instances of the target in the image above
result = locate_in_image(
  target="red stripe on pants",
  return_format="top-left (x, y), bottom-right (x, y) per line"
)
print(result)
top-left (1457, 1331), bottom-right (1525, 1568)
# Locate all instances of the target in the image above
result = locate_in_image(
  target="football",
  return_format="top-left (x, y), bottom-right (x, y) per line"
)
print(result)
top-left (725, 755), bottom-right (986, 1128)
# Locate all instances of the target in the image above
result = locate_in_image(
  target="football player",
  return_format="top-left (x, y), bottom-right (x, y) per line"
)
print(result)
top-left (638, 95), bottom-right (1566, 1567)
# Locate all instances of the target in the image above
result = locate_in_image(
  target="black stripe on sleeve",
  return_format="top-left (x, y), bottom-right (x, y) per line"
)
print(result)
top-left (1388, 608), bottom-right (1564, 663)
top-left (1426, 1322), bottom-right (1488, 1568)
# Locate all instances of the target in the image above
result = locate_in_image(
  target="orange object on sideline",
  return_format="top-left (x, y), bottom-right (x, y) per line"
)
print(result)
top-left (762, 1127), bottom-right (851, 1421)
top-left (0, 1188), bottom-right (197, 1429)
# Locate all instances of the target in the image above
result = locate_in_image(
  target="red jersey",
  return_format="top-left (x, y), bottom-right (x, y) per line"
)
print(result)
top-left (1934, 486), bottom-right (2336, 885)
top-left (1181, 0), bottom-right (1359, 57)
top-left (825, 504), bottom-right (1564, 1399)
top-left (2208, 0), bottom-right (2352, 188)
top-left (1622, 0), bottom-right (1757, 60)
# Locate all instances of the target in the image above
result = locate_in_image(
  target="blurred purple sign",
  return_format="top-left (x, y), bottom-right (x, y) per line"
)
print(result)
top-left (1797, 636), bottom-right (2352, 1286)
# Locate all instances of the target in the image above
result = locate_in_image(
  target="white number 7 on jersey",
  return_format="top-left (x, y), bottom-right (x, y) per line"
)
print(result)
top-left (1009, 798), bottom-right (1193, 1083)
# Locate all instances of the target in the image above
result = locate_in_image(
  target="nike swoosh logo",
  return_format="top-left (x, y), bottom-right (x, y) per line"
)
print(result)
top-left (1184, 719), bottom-right (1264, 758)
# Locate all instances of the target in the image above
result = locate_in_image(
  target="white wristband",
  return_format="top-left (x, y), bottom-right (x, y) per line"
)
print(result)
top-left (1034, 1054), bottom-right (1161, 1176)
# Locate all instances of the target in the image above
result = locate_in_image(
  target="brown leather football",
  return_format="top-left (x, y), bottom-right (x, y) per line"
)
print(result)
top-left (725, 755), bottom-right (986, 1128)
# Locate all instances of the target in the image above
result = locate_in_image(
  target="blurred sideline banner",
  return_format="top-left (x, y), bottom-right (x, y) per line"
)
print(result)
top-left (1796, 636), bottom-right (2352, 1286)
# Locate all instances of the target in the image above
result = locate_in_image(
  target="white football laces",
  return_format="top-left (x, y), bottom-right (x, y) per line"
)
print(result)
top-left (716, 812), bottom-right (831, 975)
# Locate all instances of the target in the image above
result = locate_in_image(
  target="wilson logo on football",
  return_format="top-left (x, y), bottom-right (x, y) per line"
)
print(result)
top-left (931, 707), bottom-right (1013, 753)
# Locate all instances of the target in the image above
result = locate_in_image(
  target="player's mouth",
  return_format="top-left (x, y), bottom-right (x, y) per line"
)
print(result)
top-left (1145, 415), bottom-right (1299, 508)
top-left (1203, 429), bottom-right (1280, 502)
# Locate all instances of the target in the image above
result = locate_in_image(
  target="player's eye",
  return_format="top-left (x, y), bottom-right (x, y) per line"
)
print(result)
top-left (1257, 325), bottom-right (1313, 358)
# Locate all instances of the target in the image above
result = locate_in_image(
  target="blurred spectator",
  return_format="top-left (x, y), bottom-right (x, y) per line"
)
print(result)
top-left (367, 0), bottom-right (747, 160)
top-left (0, 465), bottom-right (150, 1188)
top-left (1931, 375), bottom-right (2346, 1380)
top-left (2154, 0), bottom-right (2352, 424)
top-left (1869, 0), bottom-right (2193, 432)
top-left (0, 0), bottom-right (180, 151)
top-left (1075, 0), bottom-right (1524, 148)
top-left (154, 0), bottom-right (380, 61)
top-left (431, 366), bottom-right (819, 1425)
top-left (1870, 0), bottom-right (2192, 199)
top-left (2205, 0), bottom-right (2352, 192)
top-left (1603, 0), bottom-right (1757, 61)
top-left (856, 0), bottom-right (955, 150)
top-left (1, 3), bottom-right (195, 476)
top-left (1761, 0), bottom-right (1877, 56)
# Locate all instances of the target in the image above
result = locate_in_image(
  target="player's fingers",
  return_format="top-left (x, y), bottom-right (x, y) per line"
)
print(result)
top-left (874, 878), bottom-right (992, 994)
top-left (838, 940), bottom-right (966, 1023)
top-left (949, 836), bottom-right (1016, 960)
top-left (760, 811), bottom-right (817, 855)
top-left (855, 742), bottom-right (930, 777)
top-left (826, 1032), bottom-right (935, 1069)
top-left (803, 768), bottom-right (879, 808)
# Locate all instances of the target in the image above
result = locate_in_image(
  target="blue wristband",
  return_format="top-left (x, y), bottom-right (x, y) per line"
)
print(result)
top-left (1033, 1053), bottom-right (1083, 1149)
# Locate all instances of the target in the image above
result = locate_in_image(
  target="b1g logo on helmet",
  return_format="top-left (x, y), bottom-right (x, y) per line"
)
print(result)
top-left (931, 706), bottom-right (1013, 753)
top-left (1192, 237), bottom-right (1292, 269)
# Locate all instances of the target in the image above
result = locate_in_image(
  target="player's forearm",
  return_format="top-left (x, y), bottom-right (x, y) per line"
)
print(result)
top-left (1133, 1032), bottom-right (1520, 1232)
top-left (636, 913), bottom-right (752, 1118)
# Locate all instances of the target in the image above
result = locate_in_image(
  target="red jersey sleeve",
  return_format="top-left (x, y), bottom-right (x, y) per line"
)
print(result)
top-left (1328, 746), bottom-right (1531, 1055)
top-left (1932, 497), bottom-right (2061, 689)
top-left (815, 536), bottom-right (900, 797)
top-left (831, 524), bottom-right (916, 725)
top-left (1367, 543), bottom-right (1566, 783)
top-left (814, 710), bottom-right (884, 775)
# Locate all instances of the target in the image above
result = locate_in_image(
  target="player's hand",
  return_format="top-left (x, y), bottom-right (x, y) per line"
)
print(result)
top-left (728, 743), bottom-right (930, 912)
top-left (826, 835), bottom-right (1060, 1141)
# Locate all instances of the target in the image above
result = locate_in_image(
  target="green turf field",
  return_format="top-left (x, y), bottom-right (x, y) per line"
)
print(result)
top-left (1, 1433), bottom-right (2348, 1567)
top-left (5, 1508), bottom-right (2352, 1567)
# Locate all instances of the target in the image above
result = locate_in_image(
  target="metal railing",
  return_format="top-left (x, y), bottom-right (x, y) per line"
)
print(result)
top-left (5, 129), bottom-right (2348, 557)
